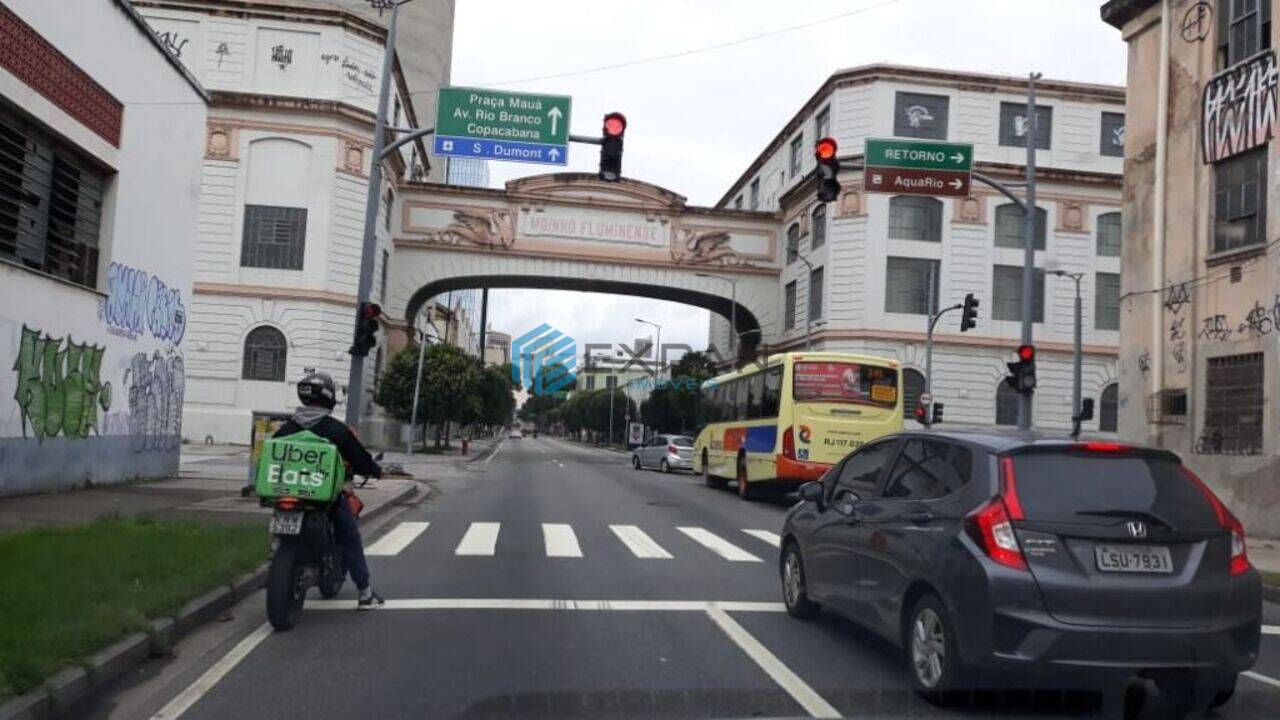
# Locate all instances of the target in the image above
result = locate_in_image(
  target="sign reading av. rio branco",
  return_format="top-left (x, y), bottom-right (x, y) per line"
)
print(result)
top-left (434, 86), bottom-right (572, 166)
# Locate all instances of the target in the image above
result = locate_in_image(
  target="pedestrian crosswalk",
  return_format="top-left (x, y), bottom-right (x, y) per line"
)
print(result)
top-left (367, 520), bottom-right (781, 564)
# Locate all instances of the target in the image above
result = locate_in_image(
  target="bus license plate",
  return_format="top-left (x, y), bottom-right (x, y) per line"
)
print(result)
top-left (270, 510), bottom-right (303, 535)
top-left (1094, 544), bottom-right (1172, 573)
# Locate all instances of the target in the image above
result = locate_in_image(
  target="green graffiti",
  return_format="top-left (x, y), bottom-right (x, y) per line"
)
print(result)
top-left (12, 325), bottom-right (111, 439)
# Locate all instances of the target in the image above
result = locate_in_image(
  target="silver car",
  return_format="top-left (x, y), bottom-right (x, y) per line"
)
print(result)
top-left (631, 434), bottom-right (694, 473)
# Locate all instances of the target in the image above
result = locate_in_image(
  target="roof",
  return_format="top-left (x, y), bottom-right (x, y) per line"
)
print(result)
top-left (115, 0), bottom-right (209, 102)
top-left (1100, 0), bottom-right (1160, 29)
top-left (906, 427), bottom-right (1178, 458)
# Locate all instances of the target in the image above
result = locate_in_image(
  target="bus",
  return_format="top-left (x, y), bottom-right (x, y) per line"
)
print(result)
top-left (692, 351), bottom-right (904, 498)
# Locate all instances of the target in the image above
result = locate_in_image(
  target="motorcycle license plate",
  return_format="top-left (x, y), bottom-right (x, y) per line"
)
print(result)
top-left (270, 510), bottom-right (303, 535)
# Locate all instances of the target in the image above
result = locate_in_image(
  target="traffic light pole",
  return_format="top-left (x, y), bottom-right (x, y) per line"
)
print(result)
top-left (1019, 72), bottom-right (1042, 431)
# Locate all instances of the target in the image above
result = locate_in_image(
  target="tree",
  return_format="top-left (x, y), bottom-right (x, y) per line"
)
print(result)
top-left (670, 351), bottom-right (718, 382)
top-left (376, 342), bottom-right (479, 448)
top-left (587, 389), bottom-right (633, 442)
top-left (639, 351), bottom-right (718, 434)
top-left (475, 364), bottom-right (517, 430)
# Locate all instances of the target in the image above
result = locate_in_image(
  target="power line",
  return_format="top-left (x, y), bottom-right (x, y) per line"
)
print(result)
top-left (1118, 235), bottom-right (1280, 303)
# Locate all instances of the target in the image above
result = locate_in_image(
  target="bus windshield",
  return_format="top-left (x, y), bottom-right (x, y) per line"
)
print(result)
top-left (793, 361), bottom-right (897, 409)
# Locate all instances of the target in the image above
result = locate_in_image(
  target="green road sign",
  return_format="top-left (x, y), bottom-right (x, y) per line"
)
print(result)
top-left (864, 138), bottom-right (974, 198)
top-left (434, 87), bottom-right (572, 166)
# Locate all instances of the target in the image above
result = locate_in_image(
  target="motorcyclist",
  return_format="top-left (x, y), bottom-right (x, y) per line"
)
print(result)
top-left (272, 371), bottom-right (385, 610)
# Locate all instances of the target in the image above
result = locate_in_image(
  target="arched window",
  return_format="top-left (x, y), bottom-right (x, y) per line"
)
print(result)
top-left (902, 368), bottom-right (926, 419)
top-left (888, 196), bottom-right (943, 242)
top-left (811, 204), bottom-right (827, 250)
top-left (242, 326), bottom-right (287, 381)
top-left (1100, 383), bottom-right (1119, 432)
top-left (994, 203), bottom-right (1046, 250)
top-left (995, 382), bottom-right (1019, 426)
top-left (786, 223), bottom-right (800, 264)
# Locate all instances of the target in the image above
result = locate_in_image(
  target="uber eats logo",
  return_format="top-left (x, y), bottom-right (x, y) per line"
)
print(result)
top-left (266, 443), bottom-right (329, 490)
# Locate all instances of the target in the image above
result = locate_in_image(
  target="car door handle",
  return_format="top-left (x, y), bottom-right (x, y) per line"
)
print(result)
top-left (905, 509), bottom-right (933, 525)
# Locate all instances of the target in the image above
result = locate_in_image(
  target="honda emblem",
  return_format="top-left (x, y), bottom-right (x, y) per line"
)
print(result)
top-left (1126, 521), bottom-right (1147, 539)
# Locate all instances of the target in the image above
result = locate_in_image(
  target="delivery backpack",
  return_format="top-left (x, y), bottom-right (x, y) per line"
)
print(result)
top-left (254, 429), bottom-right (346, 502)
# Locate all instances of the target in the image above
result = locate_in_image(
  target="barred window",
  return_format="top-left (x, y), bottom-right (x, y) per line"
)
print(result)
top-left (1095, 272), bottom-right (1120, 330)
top-left (242, 326), bottom-right (288, 381)
top-left (885, 257), bottom-right (939, 315)
top-left (889, 196), bottom-right (942, 242)
top-left (808, 266), bottom-right (824, 320)
top-left (1096, 212), bottom-right (1121, 256)
top-left (784, 281), bottom-right (797, 330)
top-left (810, 204), bottom-right (826, 249)
top-left (992, 265), bottom-right (1045, 322)
top-left (994, 204), bottom-right (1046, 249)
top-left (1201, 353), bottom-right (1264, 454)
top-left (241, 205), bottom-right (307, 270)
top-left (1100, 383), bottom-right (1118, 432)
top-left (995, 382), bottom-right (1019, 426)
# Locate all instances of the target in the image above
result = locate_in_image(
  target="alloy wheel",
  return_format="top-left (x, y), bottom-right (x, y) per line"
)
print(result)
top-left (911, 608), bottom-right (946, 689)
top-left (783, 551), bottom-right (802, 607)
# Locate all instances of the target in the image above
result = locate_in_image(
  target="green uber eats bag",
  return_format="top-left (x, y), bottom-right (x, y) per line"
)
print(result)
top-left (255, 429), bottom-right (346, 502)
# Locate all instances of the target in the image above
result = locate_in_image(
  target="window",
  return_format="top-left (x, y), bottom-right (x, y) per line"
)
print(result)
top-left (1100, 112), bottom-right (1125, 157)
top-left (241, 205), bottom-right (307, 269)
top-left (1217, 0), bottom-right (1271, 68)
top-left (882, 439), bottom-right (972, 500)
top-left (1095, 272), bottom-right (1120, 330)
top-left (810, 204), bottom-right (826, 250)
top-left (761, 366), bottom-right (782, 417)
top-left (734, 195), bottom-right (742, 210)
top-left (902, 368), bottom-right (926, 419)
top-left (808, 266), bottom-right (824, 320)
top-left (749, 179), bottom-right (760, 210)
top-left (734, 377), bottom-right (750, 421)
top-left (784, 281), bottom-right (798, 330)
top-left (0, 105), bottom-right (105, 289)
top-left (1202, 353), bottom-right (1264, 454)
top-left (786, 223), bottom-right (800, 264)
top-left (894, 92), bottom-right (949, 140)
top-left (999, 102), bottom-right (1052, 149)
top-left (884, 257), bottom-right (939, 315)
top-left (994, 204), bottom-right (1047, 249)
top-left (833, 440), bottom-right (897, 498)
top-left (814, 106), bottom-right (830, 141)
top-left (788, 134), bottom-right (802, 178)
top-left (379, 249), bottom-right (389, 304)
top-left (1213, 147), bottom-right (1267, 254)
top-left (382, 188), bottom-right (394, 232)
top-left (992, 265), bottom-right (1045, 322)
top-left (585, 375), bottom-right (596, 390)
top-left (242, 326), bottom-right (287, 381)
top-left (889, 196), bottom-right (943, 242)
top-left (747, 372), bottom-right (764, 419)
top-left (1096, 212), bottom-right (1121, 256)
top-left (1100, 383), bottom-right (1118, 432)
top-left (995, 382), bottom-right (1019, 425)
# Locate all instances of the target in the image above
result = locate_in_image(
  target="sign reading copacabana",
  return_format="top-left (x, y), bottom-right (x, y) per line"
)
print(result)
top-left (434, 86), bottom-right (572, 166)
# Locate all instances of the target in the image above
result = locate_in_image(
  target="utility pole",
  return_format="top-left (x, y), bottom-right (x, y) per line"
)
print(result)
top-left (1050, 268), bottom-right (1085, 430)
top-left (1019, 72), bottom-right (1041, 430)
top-left (695, 273), bottom-right (737, 361)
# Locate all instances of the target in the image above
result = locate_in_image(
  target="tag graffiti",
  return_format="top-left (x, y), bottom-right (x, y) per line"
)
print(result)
top-left (123, 351), bottom-right (185, 453)
top-left (102, 262), bottom-right (187, 345)
top-left (1201, 50), bottom-right (1279, 163)
top-left (12, 325), bottom-right (112, 440)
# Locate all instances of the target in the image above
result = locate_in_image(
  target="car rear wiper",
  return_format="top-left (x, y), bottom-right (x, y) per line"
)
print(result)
top-left (1075, 508), bottom-right (1175, 530)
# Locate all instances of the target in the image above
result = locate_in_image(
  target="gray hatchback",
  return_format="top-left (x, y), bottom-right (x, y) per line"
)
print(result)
top-left (780, 429), bottom-right (1261, 711)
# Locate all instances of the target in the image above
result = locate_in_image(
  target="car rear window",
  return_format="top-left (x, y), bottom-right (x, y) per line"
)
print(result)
top-left (1011, 453), bottom-right (1220, 529)
top-left (670, 437), bottom-right (693, 447)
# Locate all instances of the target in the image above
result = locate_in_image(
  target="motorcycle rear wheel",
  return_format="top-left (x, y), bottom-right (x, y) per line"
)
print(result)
top-left (267, 540), bottom-right (307, 631)
top-left (319, 553), bottom-right (346, 599)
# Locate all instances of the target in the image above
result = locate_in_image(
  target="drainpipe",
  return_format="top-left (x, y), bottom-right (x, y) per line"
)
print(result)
top-left (1151, 0), bottom-right (1170, 442)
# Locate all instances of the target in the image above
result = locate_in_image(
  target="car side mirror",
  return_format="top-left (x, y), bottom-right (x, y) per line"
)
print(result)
top-left (799, 481), bottom-right (825, 506)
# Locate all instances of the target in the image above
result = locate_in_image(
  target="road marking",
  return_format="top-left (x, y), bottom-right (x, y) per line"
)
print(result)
top-left (455, 522), bottom-right (500, 555)
top-left (705, 604), bottom-right (840, 718)
top-left (306, 598), bottom-right (787, 612)
top-left (1244, 670), bottom-right (1280, 690)
top-left (1262, 624), bottom-right (1280, 635)
top-left (485, 437), bottom-right (506, 464)
top-left (542, 523), bottom-right (583, 557)
top-left (149, 622), bottom-right (272, 720)
top-left (742, 529), bottom-right (782, 547)
top-left (609, 525), bottom-right (673, 559)
top-left (678, 526), bottom-right (763, 562)
top-left (365, 521), bottom-right (429, 556)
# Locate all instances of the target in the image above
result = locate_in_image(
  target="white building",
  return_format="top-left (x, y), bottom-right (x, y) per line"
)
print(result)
top-left (134, 0), bottom-right (454, 444)
top-left (446, 156), bottom-right (489, 188)
top-left (715, 65), bottom-right (1124, 432)
top-left (0, 0), bottom-right (207, 495)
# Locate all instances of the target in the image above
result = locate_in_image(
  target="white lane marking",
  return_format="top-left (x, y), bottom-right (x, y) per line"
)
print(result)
top-left (306, 598), bottom-right (787, 612)
top-left (1262, 624), bottom-right (1280, 635)
top-left (149, 622), bottom-right (272, 720)
top-left (485, 437), bottom-right (506, 464)
top-left (609, 525), bottom-right (673, 559)
top-left (542, 523), bottom-right (583, 558)
top-left (365, 521), bottom-right (429, 556)
top-left (678, 526), bottom-right (763, 562)
top-left (455, 522), bottom-right (500, 556)
top-left (705, 604), bottom-right (841, 718)
top-left (742, 529), bottom-right (782, 548)
top-left (1243, 670), bottom-right (1280, 690)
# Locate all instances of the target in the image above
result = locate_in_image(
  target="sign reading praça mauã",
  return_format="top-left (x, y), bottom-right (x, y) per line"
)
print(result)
top-left (434, 86), bottom-right (572, 166)
top-left (863, 138), bottom-right (973, 198)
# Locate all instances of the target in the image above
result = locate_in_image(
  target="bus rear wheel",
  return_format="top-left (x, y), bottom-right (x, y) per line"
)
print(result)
top-left (703, 452), bottom-right (726, 489)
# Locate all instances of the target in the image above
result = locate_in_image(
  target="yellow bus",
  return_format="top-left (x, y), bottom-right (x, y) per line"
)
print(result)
top-left (692, 351), bottom-right (904, 499)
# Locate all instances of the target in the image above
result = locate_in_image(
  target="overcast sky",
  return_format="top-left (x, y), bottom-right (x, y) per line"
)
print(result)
top-left (448, 0), bottom-right (1127, 359)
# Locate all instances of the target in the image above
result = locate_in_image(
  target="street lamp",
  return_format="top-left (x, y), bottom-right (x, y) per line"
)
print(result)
top-left (694, 272), bottom-right (738, 359)
top-left (1046, 260), bottom-right (1085, 432)
top-left (635, 317), bottom-right (663, 376)
top-left (408, 317), bottom-right (440, 455)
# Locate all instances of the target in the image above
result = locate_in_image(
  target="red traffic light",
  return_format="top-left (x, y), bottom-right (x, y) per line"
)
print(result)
top-left (1016, 344), bottom-right (1035, 362)
top-left (815, 137), bottom-right (838, 161)
top-left (603, 112), bottom-right (627, 137)
top-left (361, 302), bottom-right (382, 319)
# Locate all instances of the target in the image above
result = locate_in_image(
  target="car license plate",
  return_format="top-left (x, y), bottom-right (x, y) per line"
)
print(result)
top-left (1094, 544), bottom-right (1172, 573)
top-left (270, 510), bottom-right (303, 535)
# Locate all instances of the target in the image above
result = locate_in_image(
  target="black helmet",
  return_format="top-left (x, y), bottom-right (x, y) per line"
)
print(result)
top-left (297, 371), bottom-right (336, 409)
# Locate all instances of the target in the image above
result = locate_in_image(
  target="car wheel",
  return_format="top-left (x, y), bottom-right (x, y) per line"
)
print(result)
top-left (632, 455), bottom-right (641, 470)
top-left (660, 459), bottom-right (671, 474)
top-left (907, 594), bottom-right (967, 703)
top-left (703, 452), bottom-right (726, 488)
top-left (736, 456), bottom-right (756, 500)
top-left (781, 543), bottom-right (819, 619)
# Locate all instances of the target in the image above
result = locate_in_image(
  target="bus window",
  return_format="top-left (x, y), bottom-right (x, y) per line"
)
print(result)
top-left (793, 361), bottom-right (898, 409)
top-left (761, 366), bottom-right (782, 417)
top-left (734, 378), bottom-right (749, 421)
top-left (747, 373), bottom-right (764, 418)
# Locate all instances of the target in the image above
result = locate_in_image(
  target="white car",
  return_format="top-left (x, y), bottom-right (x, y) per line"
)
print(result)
top-left (631, 434), bottom-right (694, 473)
top-left (508, 429), bottom-right (523, 439)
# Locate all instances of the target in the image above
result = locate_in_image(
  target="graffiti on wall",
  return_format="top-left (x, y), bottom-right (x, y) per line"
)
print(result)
top-left (11, 325), bottom-right (112, 440)
top-left (101, 262), bottom-right (187, 345)
top-left (1201, 50), bottom-right (1278, 163)
top-left (1163, 282), bottom-right (1190, 315)
top-left (123, 350), bottom-right (185, 453)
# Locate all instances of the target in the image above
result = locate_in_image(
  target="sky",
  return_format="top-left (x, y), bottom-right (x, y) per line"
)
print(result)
top-left (448, 0), bottom-right (1128, 358)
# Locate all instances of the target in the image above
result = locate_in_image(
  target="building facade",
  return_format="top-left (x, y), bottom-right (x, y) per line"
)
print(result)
top-left (447, 156), bottom-right (489, 188)
top-left (133, 0), bottom-right (454, 444)
top-left (0, 0), bottom-right (207, 495)
top-left (715, 64), bottom-right (1125, 433)
top-left (484, 329), bottom-right (511, 366)
top-left (1102, 0), bottom-right (1280, 535)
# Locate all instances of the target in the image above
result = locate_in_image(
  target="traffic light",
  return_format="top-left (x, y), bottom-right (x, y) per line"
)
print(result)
top-left (598, 112), bottom-right (626, 182)
top-left (960, 293), bottom-right (979, 332)
top-left (351, 302), bottom-right (381, 357)
top-left (1004, 344), bottom-right (1036, 394)
top-left (931, 402), bottom-right (944, 424)
top-left (814, 137), bottom-right (840, 202)
top-left (914, 402), bottom-right (929, 426)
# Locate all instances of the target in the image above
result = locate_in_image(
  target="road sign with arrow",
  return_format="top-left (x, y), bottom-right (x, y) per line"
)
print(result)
top-left (434, 86), bottom-right (572, 166)
top-left (863, 138), bottom-right (973, 198)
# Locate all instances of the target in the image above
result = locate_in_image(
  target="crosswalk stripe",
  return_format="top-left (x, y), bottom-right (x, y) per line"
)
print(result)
top-left (677, 526), bottom-right (763, 562)
top-left (542, 523), bottom-right (583, 558)
top-left (609, 525), bottom-right (673, 559)
top-left (366, 522), bottom-right (430, 556)
top-left (742, 529), bottom-right (781, 548)
top-left (455, 522), bottom-right (500, 556)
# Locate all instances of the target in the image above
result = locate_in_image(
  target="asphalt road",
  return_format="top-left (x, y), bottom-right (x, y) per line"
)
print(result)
top-left (96, 436), bottom-right (1280, 719)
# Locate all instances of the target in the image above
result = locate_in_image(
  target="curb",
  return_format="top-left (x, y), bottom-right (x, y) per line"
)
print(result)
top-left (467, 438), bottom-right (503, 463)
top-left (0, 482), bottom-right (419, 720)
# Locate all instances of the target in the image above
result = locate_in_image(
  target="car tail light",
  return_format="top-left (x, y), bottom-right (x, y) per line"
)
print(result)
top-left (667, 444), bottom-right (678, 454)
top-left (276, 497), bottom-right (299, 510)
top-left (964, 457), bottom-right (1027, 571)
top-left (1183, 466), bottom-right (1250, 576)
top-left (782, 425), bottom-right (796, 460)
top-left (1076, 441), bottom-right (1132, 453)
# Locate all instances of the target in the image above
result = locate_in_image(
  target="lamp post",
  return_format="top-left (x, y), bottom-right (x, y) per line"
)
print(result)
top-left (1048, 263), bottom-right (1085, 432)
top-left (407, 318), bottom-right (439, 455)
top-left (635, 317), bottom-right (663, 377)
top-left (694, 272), bottom-right (738, 360)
